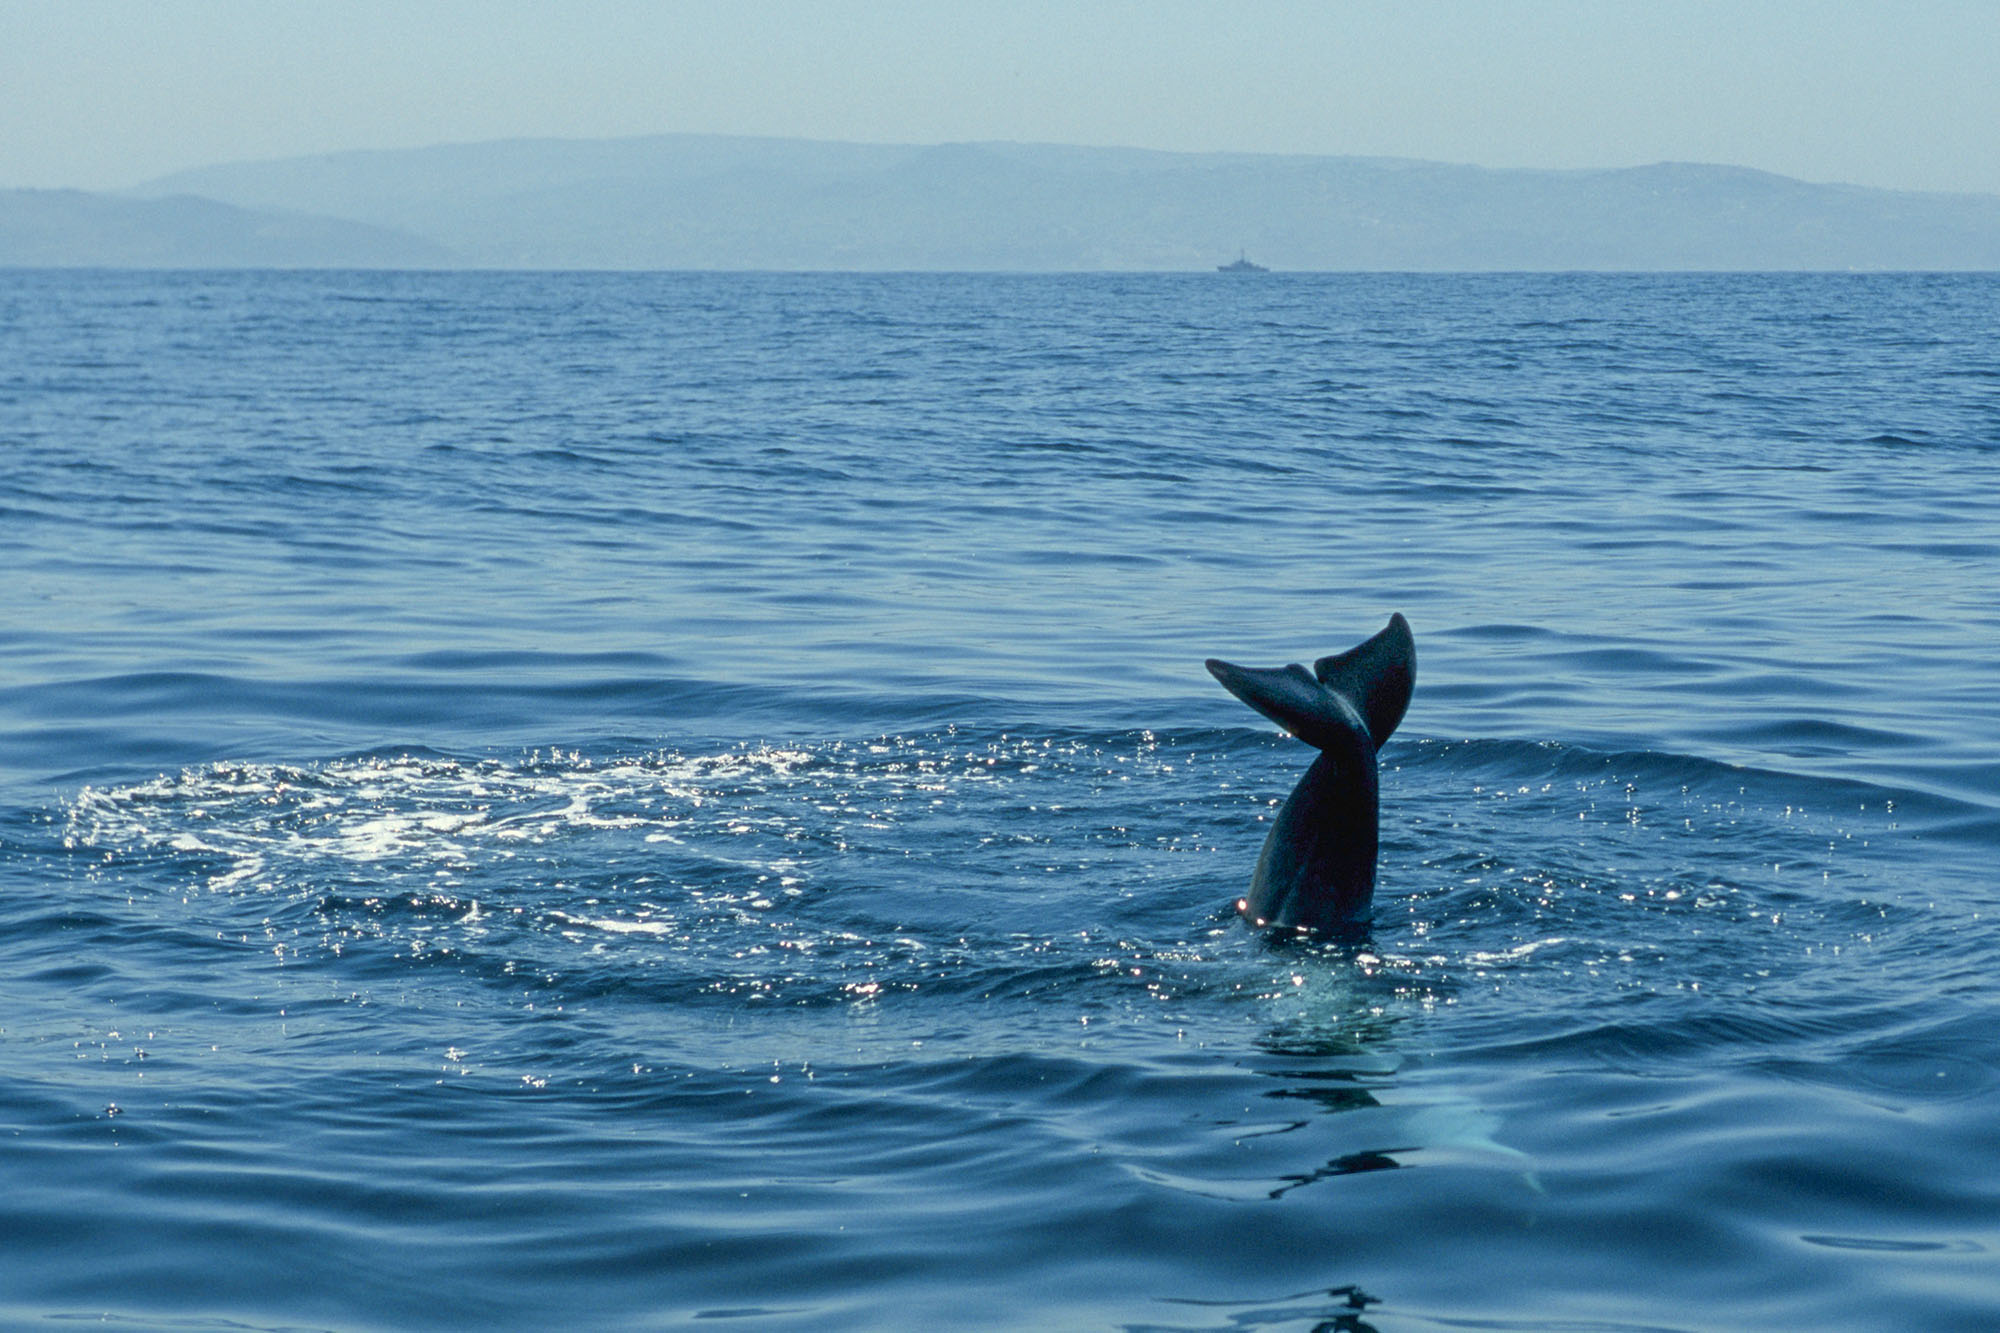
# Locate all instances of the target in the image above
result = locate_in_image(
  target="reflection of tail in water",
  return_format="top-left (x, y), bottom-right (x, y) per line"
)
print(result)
top-left (1262, 1096), bottom-right (1542, 1200)
top-left (1393, 1096), bottom-right (1544, 1195)
top-left (1255, 1036), bottom-right (1542, 1197)
top-left (1269, 1148), bottom-right (1402, 1199)
top-left (1160, 1284), bottom-right (1381, 1332)
top-left (1251, 1015), bottom-right (1540, 1197)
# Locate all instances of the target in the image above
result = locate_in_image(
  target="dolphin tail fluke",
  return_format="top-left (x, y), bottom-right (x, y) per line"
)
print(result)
top-left (1206, 614), bottom-right (1414, 754)
top-left (1313, 612), bottom-right (1415, 749)
top-left (1202, 659), bottom-right (1359, 752)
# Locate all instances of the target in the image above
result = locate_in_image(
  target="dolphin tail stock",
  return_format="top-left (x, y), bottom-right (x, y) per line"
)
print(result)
top-left (1204, 613), bottom-right (1416, 754)
top-left (1205, 613), bottom-right (1416, 936)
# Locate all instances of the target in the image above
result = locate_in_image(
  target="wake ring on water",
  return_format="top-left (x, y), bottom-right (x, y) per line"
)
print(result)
top-left (49, 719), bottom-right (1944, 1040)
top-left (50, 736), bottom-right (1267, 1016)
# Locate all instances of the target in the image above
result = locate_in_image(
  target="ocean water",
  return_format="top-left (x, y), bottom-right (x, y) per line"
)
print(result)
top-left (2, 268), bottom-right (1997, 1331)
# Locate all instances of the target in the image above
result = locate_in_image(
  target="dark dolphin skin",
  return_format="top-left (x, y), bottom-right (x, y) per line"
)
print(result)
top-left (1206, 613), bottom-right (1415, 936)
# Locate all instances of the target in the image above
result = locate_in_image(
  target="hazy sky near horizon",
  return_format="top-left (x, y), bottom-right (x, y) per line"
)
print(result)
top-left (5, 0), bottom-right (1998, 195)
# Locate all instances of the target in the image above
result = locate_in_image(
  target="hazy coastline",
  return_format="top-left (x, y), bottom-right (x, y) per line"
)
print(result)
top-left (8, 133), bottom-right (2000, 270)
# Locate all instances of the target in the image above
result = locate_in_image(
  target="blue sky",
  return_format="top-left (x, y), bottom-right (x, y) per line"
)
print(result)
top-left (4, 0), bottom-right (1997, 194)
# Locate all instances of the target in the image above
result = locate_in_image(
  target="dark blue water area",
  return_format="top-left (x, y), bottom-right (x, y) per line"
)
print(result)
top-left (2, 269), bottom-right (1998, 1330)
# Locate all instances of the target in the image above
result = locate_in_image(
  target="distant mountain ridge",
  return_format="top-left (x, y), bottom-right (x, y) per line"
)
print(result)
top-left (8, 134), bottom-right (2000, 270)
top-left (0, 187), bottom-right (454, 268)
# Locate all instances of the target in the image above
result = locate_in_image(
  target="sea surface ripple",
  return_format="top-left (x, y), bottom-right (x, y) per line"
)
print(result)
top-left (2, 270), bottom-right (1998, 1330)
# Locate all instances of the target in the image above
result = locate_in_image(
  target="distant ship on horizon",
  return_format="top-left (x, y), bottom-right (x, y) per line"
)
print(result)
top-left (1216, 252), bottom-right (1269, 272)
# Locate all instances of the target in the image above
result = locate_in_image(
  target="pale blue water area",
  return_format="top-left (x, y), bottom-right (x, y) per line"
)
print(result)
top-left (2, 269), bottom-right (1998, 1330)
